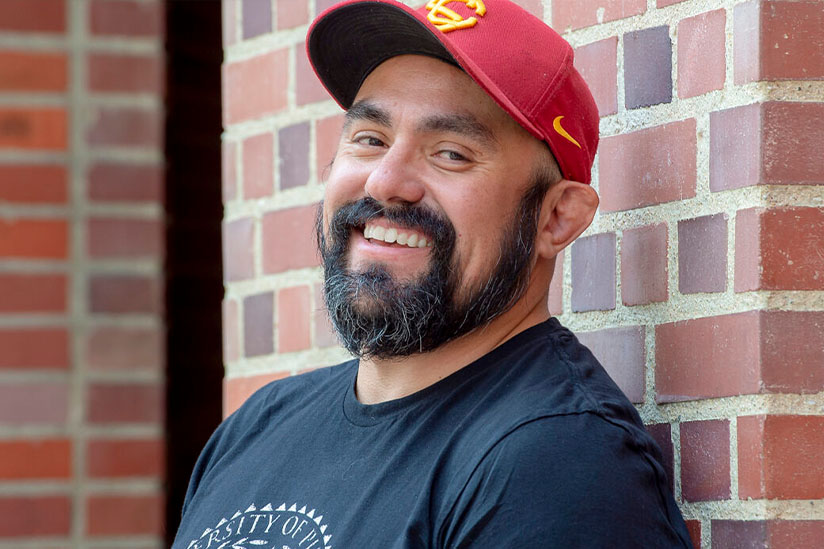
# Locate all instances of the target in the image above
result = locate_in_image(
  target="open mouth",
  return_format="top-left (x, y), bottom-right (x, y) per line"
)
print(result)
top-left (362, 222), bottom-right (433, 249)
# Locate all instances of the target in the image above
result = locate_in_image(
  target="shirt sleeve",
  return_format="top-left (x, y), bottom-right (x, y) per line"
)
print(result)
top-left (441, 412), bottom-right (693, 548)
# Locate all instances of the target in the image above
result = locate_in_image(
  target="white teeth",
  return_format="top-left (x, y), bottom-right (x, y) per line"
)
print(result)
top-left (363, 223), bottom-right (429, 249)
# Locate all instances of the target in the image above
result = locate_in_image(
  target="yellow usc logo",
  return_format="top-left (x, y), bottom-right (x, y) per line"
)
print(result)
top-left (425, 0), bottom-right (486, 33)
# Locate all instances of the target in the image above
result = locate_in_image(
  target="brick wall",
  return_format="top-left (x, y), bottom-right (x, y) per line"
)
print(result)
top-left (221, 0), bottom-right (824, 547)
top-left (0, 0), bottom-right (166, 545)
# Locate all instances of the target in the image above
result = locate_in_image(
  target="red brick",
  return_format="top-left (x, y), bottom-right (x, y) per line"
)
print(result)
top-left (657, 0), bottom-right (687, 6)
top-left (296, 41), bottom-right (330, 106)
top-left (312, 283), bottom-right (338, 348)
top-left (680, 420), bottom-right (730, 502)
top-left (244, 291), bottom-right (274, 357)
top-left (686, 521), bottom-right (701, 548)
top-left (712, 520), bottom-right (766, 549)
top-left (88, 217), bottom-right (162, 258)
top-left (769, 521), bottom-right (824, 547)
top-left (738, 415), bottom-right (824, 500)
top-left (223, 0), bottom-right (237, 45)
top-left (89, 275), bottom-right (161, 314)
top-left (87, 383), bottom-right (163, 424)
top-left (0, 383), bottom-right (67, 424)
top-left (0, 108), bottom-right (67, 150)
top-left (553, 0), bottom-right (645, 31)
top-left (242, 132), bottom-right (274, 198)
top-left (90, 0), bottom-right (163, 36)
top-left (86, 327), bottom-right (162, 371)
top-left (223, 371), bottom-right (289, 417)
top-left (678, 214), bottom-right (727, 294)
top-left (315, 114), bottom-right (344, 180)
top-left (222, 217), bottom-right (255, 281)
top-left (736, 1), bottom-right (824, 83)
top-left (0, 165), bottom-right (66, 204)
top-left (0, 0), bottom-right (65, 32)
top-left (711, 103), bottom-right (824, 190)
top-left (646, 423), bottom-right (674, 493)
top-left (242, 0), bottom-right (272, 39)
top-left (0, 496), bottom-right (70, 536)
top-left (224, 49), bottom-right (288, 124)
top-left (570, 232), bottom-right (616, 312)
top-left (735, 207), bottom-right (824, 291)
top-left (279, 122), bottom-right (310, 189)
top-left (88, 53), bottom-right (163, 93)
top-left (278, 285), bottom-right (311, 353)
top-left (0, 219), bottom-right (67, 259)
top-left (511, 0), bottom-right (543, 17)
top-left (577, 326), bottom-right (645, 403)
top-left (223, 298), bottom-right (240, 362)
top-left (656, 311), bottom-right (760, 402)
top-left (574, 37), bottom-right (618, 116)
top-left (599, 119), bottom-right (696, 212)
top-left (677, 10), bottom-right (726, 98)
top-left (315, 0), bottom-right (340, 15)
top-left (87, 107), bottom-right (162, 147)
top-left (277, 0), bottom-right (309, 29)
top-left (624, 26), bottom-right (672, 109)
top-left (0, 273), bottom-right (66, 312)
top-left (0, 51), bottom-right (67, 91)
top-left (0, 328), bottom-right (68, 369)
top-left (621, 223), bottom-right (667, 305)
top-left (222, 140), bottom-right (237, 201)
top-left (88, 162), bottom-right (162, 202)
top-left (87, 438), bottom-right (164, 478)
top-left (547, 249), bottom-right (563, 315)
top-left (262, 204), bottom-right (320, 273)
top-left (0, 439), bottom-right (71, 479)
top-left (86, 494), bottom-right (164, 535)
top-left (761, 311), bottom-right (824, 393)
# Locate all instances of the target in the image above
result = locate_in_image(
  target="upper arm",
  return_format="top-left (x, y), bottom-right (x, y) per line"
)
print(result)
top-left (441, 413), bottom-right (692, 548)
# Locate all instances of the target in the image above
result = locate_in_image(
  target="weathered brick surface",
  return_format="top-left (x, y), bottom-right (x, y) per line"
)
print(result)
top-left (681, 420), bottom-right (731, 501)
top-left (88, 163), bottom-right (162, 203)
top-left (677, 9), bottom-right (726, 98)
top-left (621, 223), bottom-right (668, 305)
top-left (0, 219), bottom-right (67, 259)
top-left (224, 50), bottom-right (288, 124)
top-left (0, 274), bottom-right (66, 313)
top-left (0, 383), bottom-right (67, 424)
top-left (262, 204), bottom-right (320, 273)
top-left (242, 132), bottom-right (274, 198)
top-left (86, 494), bottom-right (164, 535)
top-left (577, 326), bottom-right (645, 403)
top-left (279, 122), bottom-right (310, 190)
top-left (89, 0), bottom-right (163, 37)
top-left (88, 217), bottom-right (162, 258)
top-left (712, 520), bottom-right (767, 549)
top-left (223, 371), bottom-right (289, 417)
top-left (315, 114), bottom-right (344, 180)
top-left (87, 439), bottom-right (164, 478)
top-left (0, 329), bottom-right (68, 369)
top-left (646, 423), bottom-right (674, 493)
top-left (223, 217), bottom-right (256, 281)
top-left (86, 327), bottom-right (162, 372)
top-left (0, 497), bottom-right (71, 536)
top-left (571, 233), bottom-right (616, 312)
top-left (87, 383), bottom-right (164, 424)
top-left (244, 291), bottom-right (274, 357)
top-left (599, 119), bottom-right (696, 212)
top-left (678, 214), bottom-right (727, 294)
top-left (0, 440), bottom-right (71, 479)
top-left (88, 53), bottom-right (163, 93)
top-left (553, 0), bottom-right (646, 31)
top-left (277, 0), bottom-right (309, 29)
top-left (574, 38), bottom-right (618, 116)
top-left (624, 26), bottom-right (672, 109)
top-left (278, 286), bottom-right (311, 353)
top-left (0, 51), bottom-right (67, 91)
top-left (0, 108), bottom-right (67, 150)
top-left (296, 41), bottom-right (330, 106)
top-left (0, 0), bottom-right (65, 32)
top-left (242, 0), bottom-right (272, 40)
top-left (0, 165), bottom-right (66, 204)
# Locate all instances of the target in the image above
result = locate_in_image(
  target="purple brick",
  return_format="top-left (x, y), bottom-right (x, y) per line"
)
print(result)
top-left (279, 122), bottom-right (310, 190)
top-left (680, 420), bottom-right (731, 502)
top-left (678, 214), bottom-right (728, 294)
top-left (571, 233), bottom-right (616, 312)
top-left (621, 223), bottom-right (668, 305)
top-left (244, 292), bottom-right (274, 357)
top-left (646, 423), bottom-right (674, 493)
top-left (624, 26), bottom-right (673, 109)
top-left (577, 326), bottom-right (645, 403)
top-left (0, 383), bottom-right (67, 424)
top-left (242, 0), bottom-right (271, 40)
top-left (712, 521), bottom-right (768, 549)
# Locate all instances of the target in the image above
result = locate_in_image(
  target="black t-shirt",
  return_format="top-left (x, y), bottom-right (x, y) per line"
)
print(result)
top-left (173, 318), bottom-right (693, 548)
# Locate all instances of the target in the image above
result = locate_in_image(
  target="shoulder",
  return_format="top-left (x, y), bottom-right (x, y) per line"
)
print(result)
top-left (442, 414), bottom-right (691, 547)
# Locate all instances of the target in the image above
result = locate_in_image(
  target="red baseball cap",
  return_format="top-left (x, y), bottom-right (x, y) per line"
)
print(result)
top-left (307, 0), bottom-right (599, 184)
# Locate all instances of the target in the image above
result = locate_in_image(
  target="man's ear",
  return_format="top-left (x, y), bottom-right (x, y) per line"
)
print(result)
top-left (535, 180), bottom-right (599, 260)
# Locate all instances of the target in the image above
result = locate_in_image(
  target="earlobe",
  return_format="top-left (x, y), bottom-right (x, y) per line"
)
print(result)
top-left (536, 180), bottom-right (599, 260)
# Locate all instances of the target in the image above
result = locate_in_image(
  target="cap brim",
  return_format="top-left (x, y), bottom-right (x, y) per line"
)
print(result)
top-left (308, 1), bottom-right (457, 109)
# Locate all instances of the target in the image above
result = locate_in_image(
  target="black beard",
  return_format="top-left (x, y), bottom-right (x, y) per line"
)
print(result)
top-left (316, 173), bottom-right (550, 360)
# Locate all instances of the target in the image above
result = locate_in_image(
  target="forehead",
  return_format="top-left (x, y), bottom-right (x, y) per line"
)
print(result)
top-left (351, 55), bottom-right (529, 139)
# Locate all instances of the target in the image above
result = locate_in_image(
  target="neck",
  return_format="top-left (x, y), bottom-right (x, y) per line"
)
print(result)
top-left (354, 277), bottom-right (551, 405)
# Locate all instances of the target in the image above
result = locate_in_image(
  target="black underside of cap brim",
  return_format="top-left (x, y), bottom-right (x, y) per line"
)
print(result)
top-left (308, 2), bottom-right (457, 108)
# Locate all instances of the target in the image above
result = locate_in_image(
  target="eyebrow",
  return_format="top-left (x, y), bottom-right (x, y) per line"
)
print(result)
top-left (344, 100), bottom-right (391, 129)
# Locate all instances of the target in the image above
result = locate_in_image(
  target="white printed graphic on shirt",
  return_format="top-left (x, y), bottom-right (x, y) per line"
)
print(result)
top-left (186, 502), bottom-right (332, 549)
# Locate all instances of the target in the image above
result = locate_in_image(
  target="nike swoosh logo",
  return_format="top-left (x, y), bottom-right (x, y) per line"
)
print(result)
top-left (552, 116), bottom-right (582, 149)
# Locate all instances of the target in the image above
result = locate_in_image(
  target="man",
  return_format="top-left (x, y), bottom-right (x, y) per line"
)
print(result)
top-left (174, 0), bottom-right (692, 547)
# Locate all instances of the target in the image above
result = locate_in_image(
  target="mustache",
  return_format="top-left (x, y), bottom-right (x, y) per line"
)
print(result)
top-left (318, 197), bottom-right (457, 261)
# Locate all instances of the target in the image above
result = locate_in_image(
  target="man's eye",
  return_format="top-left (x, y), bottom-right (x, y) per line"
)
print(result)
top-left (355, 135), bottom-right (385, 147)
top-left (436, 150), bottom-right (468, 162)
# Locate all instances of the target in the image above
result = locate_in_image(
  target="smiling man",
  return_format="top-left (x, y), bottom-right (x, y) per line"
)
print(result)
top-left (173, 1), bottom-right (692, 547)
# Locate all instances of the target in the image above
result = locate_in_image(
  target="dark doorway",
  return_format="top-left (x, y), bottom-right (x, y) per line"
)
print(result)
top-left (164, 0), bottom-right (224, 542)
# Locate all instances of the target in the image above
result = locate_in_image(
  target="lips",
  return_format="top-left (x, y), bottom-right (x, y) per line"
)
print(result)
top-left (363, 222), bottom-right (432, 249)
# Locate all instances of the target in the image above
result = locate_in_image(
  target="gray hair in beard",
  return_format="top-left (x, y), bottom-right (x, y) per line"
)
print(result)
top-left (316, 166), bottom-right (554, 360)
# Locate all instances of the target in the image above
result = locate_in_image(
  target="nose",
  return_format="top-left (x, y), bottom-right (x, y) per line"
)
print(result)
top-left (363, 142), bottom-right (425, 205)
